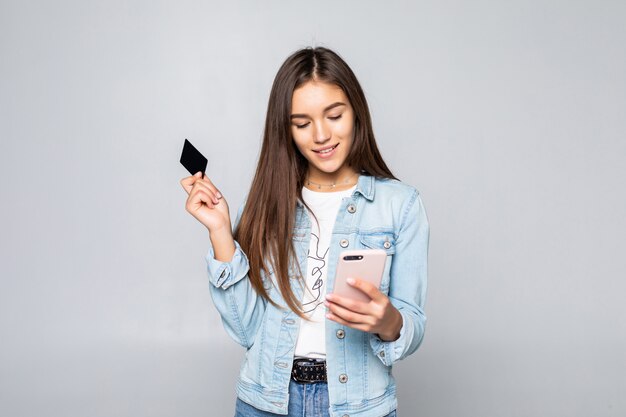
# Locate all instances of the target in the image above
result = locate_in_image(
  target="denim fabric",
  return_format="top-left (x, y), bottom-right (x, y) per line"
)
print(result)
top-left (234, 380), bottom-right (397, 417)
top-left (207, 174), bottom-right (429, 417)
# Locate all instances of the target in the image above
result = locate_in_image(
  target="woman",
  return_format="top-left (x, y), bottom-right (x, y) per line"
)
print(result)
top-left (181, 47), bottom-right (429, 417)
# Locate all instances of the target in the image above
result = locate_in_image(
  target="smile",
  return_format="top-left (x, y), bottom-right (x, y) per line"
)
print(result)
top-left (313, 144), bottom-right (339, 154)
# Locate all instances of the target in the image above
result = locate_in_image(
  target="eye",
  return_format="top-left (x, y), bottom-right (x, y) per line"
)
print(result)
top-left (328, 114), bottom-right (343, 121)
top-left (294, 122), bottom-right (310, 129)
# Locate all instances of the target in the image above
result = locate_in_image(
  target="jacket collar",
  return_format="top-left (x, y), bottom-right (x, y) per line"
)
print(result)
top-left (353, 172), bottom-right (375, 201)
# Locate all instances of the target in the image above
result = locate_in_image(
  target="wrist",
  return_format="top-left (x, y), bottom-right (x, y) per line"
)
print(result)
top-left (208, 226), bottom-right (236, 263)
top-left (207, 223), bottom-right (232, 237)
top-left (378, 309), bottom-right (403, 342)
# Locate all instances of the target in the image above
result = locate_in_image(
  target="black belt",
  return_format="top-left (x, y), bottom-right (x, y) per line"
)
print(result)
top-left (291, 358), bottom-right (327, 383)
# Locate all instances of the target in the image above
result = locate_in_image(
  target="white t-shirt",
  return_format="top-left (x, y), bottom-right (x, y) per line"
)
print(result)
top-left (294, 184), bottom-right (357, 359)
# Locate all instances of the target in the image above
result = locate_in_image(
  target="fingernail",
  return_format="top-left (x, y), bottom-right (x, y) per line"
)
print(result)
top-left (347, 278), bottom-right (355, 285)
top-left (216, 191), bottom-right (222, 199)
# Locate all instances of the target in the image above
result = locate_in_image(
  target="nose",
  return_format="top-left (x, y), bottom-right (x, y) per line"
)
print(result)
top-left (313, 120), bottom-right (331, 144)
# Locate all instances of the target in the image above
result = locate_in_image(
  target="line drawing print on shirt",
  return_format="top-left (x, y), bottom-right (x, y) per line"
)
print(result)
top-left (302, 232), bottom-right (328, 314)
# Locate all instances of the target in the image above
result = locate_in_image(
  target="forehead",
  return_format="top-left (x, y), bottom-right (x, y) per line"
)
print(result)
top-left (291, 80), bottom-right (349, 112)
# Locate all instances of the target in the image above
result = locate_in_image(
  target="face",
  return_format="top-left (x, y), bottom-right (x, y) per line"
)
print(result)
top-left (290, 80), bottom-right (357, 184)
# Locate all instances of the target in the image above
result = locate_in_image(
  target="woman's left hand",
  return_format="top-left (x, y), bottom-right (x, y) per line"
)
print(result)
top-left (324, 278), bottom-right (403, 342)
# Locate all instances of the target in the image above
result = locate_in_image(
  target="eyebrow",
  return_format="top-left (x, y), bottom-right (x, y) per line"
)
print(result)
top-left (290, 102), bottom-right (346, 119)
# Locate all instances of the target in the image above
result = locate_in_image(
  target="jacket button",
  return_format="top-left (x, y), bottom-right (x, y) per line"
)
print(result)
top-left (336, 329), bottom-right (345, 339)
top-left (383, 241), bottom-right (391, 249)
top-left (339, 239), bottom-right (349, 248)
top-left (379, 351), bottom-right (385, 358)
top-left (343, 415), bottom-right (350, 417)
top-left (347, 204), bottom-right (356, 213)
top-left (339, 373), bottom-right (348, 383)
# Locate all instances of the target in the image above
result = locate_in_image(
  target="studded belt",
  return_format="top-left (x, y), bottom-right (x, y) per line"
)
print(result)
top-left (291, 358), bottom-right (327, 383)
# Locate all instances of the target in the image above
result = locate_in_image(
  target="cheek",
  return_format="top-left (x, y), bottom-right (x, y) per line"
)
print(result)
top-left (337, 126), bottom-right (354, 144)
top-left (291, 126), bottom-right (309, 143)
top-left (335, 117), bottom-right (355, 139)
top-left (291, 133), bottom-right (309, 155)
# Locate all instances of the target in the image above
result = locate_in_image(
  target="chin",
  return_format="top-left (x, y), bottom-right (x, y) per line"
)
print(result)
top-left (315, 163), bottom-right (343, 174)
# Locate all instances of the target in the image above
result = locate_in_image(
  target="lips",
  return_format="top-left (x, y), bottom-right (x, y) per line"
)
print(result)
top-left (313, 143), bottom-right (339, 153)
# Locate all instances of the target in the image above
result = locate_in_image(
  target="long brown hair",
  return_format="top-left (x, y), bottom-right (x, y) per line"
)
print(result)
top-left (234, 47), bottom-right (396, 318)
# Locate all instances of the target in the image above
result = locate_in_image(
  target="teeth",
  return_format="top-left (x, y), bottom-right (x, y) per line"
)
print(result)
top-left (318, 145), bottom-right (336, 154)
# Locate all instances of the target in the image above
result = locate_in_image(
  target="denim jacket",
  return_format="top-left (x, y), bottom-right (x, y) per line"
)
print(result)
top-left (205, 174), bottom-right (429, 417)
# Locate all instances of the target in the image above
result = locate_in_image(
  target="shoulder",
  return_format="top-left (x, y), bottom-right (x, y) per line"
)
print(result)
top-left (370, 177), bottom-right (428, 236)
top-left (372, 176), bottom-right (420, 203)
top-left (372, 176), bottom-right (427, 227)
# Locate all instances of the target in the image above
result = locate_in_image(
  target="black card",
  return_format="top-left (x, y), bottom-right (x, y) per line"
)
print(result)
top-left (180, 139), bottom-right (207, 177)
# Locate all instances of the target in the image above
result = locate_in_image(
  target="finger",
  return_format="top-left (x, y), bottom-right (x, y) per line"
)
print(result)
top-left (186, 190), bottom-right (213, 212)
top-left (195, 174), bottom-right (223, 199)
top-left (191, 180), bottom-right (220, 204)
top-left (324, 293), bottom-right (371, 315)
top-left (180, 175), bottom-right (197, 195)
top-left (325, 300), bottom-right (374, 326)
top-left (186, 189), bottom-right (216, 212)
top-left (346, 277), bottom-right (385, 302)
top-left (196, 172), bottom-right (222, 198)
top-left (326, 312), bottom-right (371, 332)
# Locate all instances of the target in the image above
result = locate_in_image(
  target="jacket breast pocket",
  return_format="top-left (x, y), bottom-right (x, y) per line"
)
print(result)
top-left (358, 232), bottom-right (395, 294)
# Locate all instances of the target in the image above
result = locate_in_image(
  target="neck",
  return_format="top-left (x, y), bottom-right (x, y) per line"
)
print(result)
top-left (304, 169), bottom-right (359, 192)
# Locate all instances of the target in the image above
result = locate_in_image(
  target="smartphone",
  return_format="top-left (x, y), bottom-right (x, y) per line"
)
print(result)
top-left (332, 249), bottom-right (387, 302)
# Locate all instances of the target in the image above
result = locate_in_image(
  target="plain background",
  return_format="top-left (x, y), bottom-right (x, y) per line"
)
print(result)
top-left (1, 1), bottom-right (625, 416)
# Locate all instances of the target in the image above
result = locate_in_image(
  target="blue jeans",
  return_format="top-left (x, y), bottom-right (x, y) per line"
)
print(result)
top-left (235, 379), bottom-right (397, 417)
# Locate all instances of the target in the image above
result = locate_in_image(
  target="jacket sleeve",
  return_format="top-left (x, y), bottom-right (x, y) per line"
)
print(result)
top-left (369, 190), bottom-right (429, 366)
top-left (206, 198), bottom-right (267, 349)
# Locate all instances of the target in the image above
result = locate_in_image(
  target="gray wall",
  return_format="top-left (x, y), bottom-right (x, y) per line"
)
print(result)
top-left (1, 1), bottom-right (625, 416)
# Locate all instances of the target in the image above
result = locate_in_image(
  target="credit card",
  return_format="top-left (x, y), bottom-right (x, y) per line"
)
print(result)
top-left (180, 138), bottom-right (207, 177)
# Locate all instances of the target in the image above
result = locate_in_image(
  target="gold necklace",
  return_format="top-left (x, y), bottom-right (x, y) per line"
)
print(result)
top-left (305, 172), bottom-right (359, 190)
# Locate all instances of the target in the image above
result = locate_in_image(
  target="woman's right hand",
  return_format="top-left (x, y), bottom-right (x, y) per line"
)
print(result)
top-left (180, 172), bottom-right (231, 234)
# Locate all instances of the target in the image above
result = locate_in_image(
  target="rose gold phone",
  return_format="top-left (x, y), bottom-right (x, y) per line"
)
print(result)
top-left (333, 249), bottom-right (387, 302)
